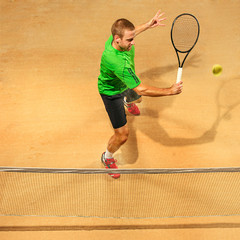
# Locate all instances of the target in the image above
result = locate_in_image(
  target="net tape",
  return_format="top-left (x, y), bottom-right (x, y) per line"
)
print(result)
top-left (1, 167), bottom-right (240, 174)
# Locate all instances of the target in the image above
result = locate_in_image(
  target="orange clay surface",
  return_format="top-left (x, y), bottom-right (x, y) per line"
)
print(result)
top-left (0, 0), bottom-right (240, 239)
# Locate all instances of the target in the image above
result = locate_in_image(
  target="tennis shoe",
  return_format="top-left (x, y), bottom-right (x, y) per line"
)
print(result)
top-left (101, 152), bottom-right (120, 179)
top-left (124, 100), bottom-right (140, 115)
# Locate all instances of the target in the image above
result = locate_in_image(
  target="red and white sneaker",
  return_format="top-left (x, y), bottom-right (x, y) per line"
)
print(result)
top-left (101, 152), bottom-right (120, 179)
top-left (123, 100), bottom-right (140, 115)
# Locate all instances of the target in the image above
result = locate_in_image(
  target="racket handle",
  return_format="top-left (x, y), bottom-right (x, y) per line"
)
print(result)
top-left (176, 67), bottom-right (183, 83)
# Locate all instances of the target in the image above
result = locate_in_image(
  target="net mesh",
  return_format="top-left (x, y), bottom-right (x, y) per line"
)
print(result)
top-left (0, 168), bottom-right (240, 219)
top-left (171, 14), bottom-right (199, 52)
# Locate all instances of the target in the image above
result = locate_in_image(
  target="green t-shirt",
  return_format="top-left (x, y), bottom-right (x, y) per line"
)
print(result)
top-left (98, 35), bottom-right (141, 96)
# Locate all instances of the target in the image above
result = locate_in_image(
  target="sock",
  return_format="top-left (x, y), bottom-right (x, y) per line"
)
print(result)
top-left (123, 97), bottom-right (131, 108)
top-left (105, 149), bottom-right (113, 159)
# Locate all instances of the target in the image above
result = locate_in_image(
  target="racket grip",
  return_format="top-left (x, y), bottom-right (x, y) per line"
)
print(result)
top-left (176, 67), bottom-right (183, 83)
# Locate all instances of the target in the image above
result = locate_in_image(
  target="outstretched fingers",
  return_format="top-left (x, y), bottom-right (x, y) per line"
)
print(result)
top-left (151, 10), bottom-right (166, 28)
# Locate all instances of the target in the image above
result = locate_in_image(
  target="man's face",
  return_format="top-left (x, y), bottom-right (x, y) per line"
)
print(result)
top-left (117, 29), bottom-right (135, 51)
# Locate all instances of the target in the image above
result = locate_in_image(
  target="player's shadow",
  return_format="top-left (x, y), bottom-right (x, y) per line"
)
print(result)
top-left (121, 105), bottom-right (218, 166)
top-left (123, 75), bottom-right (240, 165)
top-left (136, 107), bottom-right (217, 147)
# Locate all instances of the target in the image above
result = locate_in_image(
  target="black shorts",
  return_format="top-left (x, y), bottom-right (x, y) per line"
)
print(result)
top-left (100, 89), bottom-right (141, 129)
top-left (100, 93), bottom-right (126, 129)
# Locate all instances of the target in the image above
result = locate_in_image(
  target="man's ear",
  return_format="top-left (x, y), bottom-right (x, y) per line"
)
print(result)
top-left (114, 35), bottom-right (121, 44)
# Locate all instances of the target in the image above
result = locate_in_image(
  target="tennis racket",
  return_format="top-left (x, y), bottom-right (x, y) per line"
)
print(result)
top-left (171, 13), bottom-right (200, 83)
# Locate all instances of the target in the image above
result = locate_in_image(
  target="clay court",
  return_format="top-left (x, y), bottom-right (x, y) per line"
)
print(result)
top-left (0, 0), bottom-right (240, 239)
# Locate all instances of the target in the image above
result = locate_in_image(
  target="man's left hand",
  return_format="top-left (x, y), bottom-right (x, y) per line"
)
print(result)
top-left (147, 10), bottom-right (166, 29)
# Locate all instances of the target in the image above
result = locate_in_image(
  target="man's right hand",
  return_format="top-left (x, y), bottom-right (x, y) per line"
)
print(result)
top-left (169, 81), bottom-right (183, 95)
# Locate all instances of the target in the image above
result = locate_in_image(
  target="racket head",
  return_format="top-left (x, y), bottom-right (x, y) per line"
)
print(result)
top-left (171, 13), bottom-right (200, 54)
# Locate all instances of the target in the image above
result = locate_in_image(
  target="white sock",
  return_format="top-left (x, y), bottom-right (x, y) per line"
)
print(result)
top-left (123, 97), bottom-right (131, 107)
top-left (105, 149), bottom-right (113, 159)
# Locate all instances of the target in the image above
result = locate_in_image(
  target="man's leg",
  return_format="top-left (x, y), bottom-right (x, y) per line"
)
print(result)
top-left (101, 124), bottom-right (129, 179)
top-left (100, 93), bottom-right (129, 179)
top-left (107, 123), bottom-right (129, 154)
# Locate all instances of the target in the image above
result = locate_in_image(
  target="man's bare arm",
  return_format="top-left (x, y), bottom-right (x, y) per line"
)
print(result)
top-left (135, 10), bottom-right (166, 36)
top-left (133, 82), bottom-right (183, 97)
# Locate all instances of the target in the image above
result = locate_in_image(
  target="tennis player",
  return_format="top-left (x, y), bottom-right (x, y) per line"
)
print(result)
top-left (98, 10), bottom-right (183, 178)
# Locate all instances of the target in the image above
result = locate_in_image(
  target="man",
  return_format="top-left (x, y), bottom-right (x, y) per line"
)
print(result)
top-left (98, 10), bottom-right (183, 178)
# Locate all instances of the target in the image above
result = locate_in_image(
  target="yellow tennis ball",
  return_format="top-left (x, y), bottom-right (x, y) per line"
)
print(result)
top-left (212, 64), bottom-right (222, 76)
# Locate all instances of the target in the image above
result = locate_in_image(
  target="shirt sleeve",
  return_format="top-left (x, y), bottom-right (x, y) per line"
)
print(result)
top-left (114, 63), bottom-right (141, 89)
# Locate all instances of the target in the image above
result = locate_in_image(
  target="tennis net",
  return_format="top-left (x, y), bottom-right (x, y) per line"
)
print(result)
top-left (0, 167), bottom-right (240, 218)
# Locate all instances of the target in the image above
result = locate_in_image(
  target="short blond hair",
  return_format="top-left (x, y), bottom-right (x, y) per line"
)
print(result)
top-left (111, 18), bottom-right (135, 38)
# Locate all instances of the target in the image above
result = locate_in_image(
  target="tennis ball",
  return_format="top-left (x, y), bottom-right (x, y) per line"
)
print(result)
top-left (212, 64), bottom-right (222, 76)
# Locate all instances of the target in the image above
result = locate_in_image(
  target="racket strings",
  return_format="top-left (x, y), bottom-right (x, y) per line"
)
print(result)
top-left (172, 15), bottom-right (199, 52)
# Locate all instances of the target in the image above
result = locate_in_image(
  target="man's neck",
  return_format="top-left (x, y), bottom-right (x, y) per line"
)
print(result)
top-left (112, 40), bottom-right (123, 51)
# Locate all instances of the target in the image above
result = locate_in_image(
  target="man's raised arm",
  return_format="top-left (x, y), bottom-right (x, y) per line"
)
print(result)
top-left (135, 10), bottom-right (166, 36)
